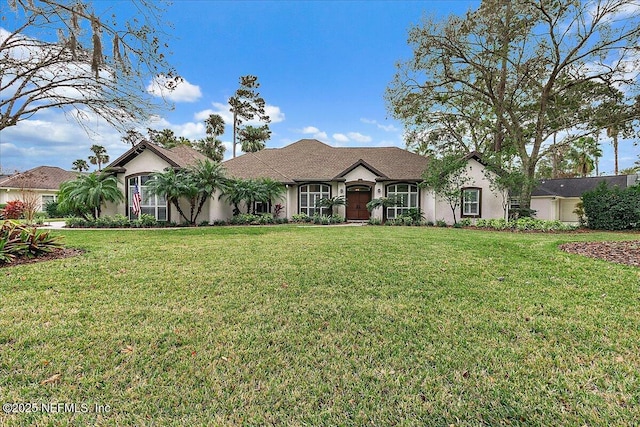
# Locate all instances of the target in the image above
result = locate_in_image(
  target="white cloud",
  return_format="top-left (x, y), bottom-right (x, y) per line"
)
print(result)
top-left (297, 126), bottom-right (327, 140)
top-left (347, 132), bottom-right (372, 143)
top-left (313, 131), bottom-right (328, 140)
top-left (361, 118), bottom-right (400, 132)
top-left (147, 76), bottom-right (202, 103)
top-left (265, 105), bottom-right (285, 123)
top-left (333, 133), bottom-right (349, 143)
top-left (0, 108), bottom-right (127, 172)
top-left (301, 126), bottom-right (320, 134)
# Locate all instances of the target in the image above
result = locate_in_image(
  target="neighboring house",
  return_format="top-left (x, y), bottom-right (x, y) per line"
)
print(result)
top-left (531, 174), bottom-right (640, 223)
top-left (104, 141), bottom-right (209, 222)
top-left (0, 166), bottom-right (78, 211)
top-left (220, 139), bottom-right (506, 223)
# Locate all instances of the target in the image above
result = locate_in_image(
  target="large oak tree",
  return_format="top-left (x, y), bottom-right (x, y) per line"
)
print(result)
top-left (387, 0), bottom-right (640, 208)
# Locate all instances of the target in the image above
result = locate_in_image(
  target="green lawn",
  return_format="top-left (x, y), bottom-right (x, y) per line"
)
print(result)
top-left (1, 226), bottom-right (639, 426)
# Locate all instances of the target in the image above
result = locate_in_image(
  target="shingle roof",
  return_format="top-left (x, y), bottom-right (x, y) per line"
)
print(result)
top-left (223, 139), bottom-right (429, 183)
top-left (532, 175), bottom-right (633, 198)
top-left (0, 166), bottom-right (78, 190)
top-left (108, 141), bottom-right (208, 169)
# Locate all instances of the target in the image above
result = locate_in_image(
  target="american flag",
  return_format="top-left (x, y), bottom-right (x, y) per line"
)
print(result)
top-left (132, 184), bottom-right (142, 215)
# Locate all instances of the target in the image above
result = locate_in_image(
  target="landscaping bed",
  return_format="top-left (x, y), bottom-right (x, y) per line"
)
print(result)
top-left (560, 240), bottom-right (640, 267)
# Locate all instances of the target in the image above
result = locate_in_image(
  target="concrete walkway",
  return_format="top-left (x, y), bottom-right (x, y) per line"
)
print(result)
top-left (40, 221), bottom-right (66, 229)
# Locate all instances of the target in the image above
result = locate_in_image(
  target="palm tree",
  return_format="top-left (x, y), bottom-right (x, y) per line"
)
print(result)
top-left (194, 136), bottom-right (226, 162)
top-left (239, 125), bottom-right (271, 153)
top-left (88, 145), bottom-right (109, 172)
top-left (316, 195), bottom-right (347, 216)
top-left (57, 172), bottom-right (124, 219)
top-left (220, 178), bottom-right (251, 216)
top-left (71, 159), bottom-right (89, 172)
top-left (189, 160), bottom-right (227, 222)
top-left (205, 114), bottom-right (225, 137)
top-left (257, 178), bottom-right (285, 213)
top-left (606, 125), bottom-right (620, 175)
top-left (366, 195), bottom-right (403, 223)
top-left (146, 168), bottom-right (193, 224)
top-left (568, 137), bottom-right (599, 177)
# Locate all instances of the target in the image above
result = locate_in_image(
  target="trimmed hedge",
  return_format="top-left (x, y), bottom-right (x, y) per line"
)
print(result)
top-left (582, 182), bottom-right (640, 230)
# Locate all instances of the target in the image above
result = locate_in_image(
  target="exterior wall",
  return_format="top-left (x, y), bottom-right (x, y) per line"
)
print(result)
top-left (106, 150), bottom-right (173, 219)
top-left (0, 188), bottom-right (58, 211)
top-left (431, 158), bottom-right (506, 224)
top-left (531, 197), bottom-right (558, 221)
top-left (559, 198), bottom-right (580, 223)
top-left (343, 166), bottom-right (378, 183)
top-left (531, 196), bottom-right (580, 223)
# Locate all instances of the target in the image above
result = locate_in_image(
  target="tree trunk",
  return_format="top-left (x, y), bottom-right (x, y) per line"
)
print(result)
top-left (232, 110), bottom-right (237, 158)
top-left (613, 134), bottom-right (619, 175)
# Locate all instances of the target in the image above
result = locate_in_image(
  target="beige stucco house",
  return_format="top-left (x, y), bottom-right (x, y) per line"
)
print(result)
top-left (103, 138), bottom-right (507, 224)
top-left (531, 174), bottom-right (640, 223)
top-left (0, 166), bottom-right (78, 211)
top-left (104, 142), bottom-right (210, 222)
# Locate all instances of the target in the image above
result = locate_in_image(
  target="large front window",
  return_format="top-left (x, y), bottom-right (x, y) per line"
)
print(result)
top-left (462, 188), bottom-right (481, 217)
top-left (386, 183), bottom-right (418, 219)
top-left (299, 184), bottom-right (330, 216)
top-left (128, 175), bottom-right (167, 220)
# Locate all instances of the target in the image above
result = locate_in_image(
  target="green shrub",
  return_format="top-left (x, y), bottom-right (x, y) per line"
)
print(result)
top-left (476, 219), bottom-right (489, 228)
top-left (436, 219), bottom-right (447, 227)
top-left (329, 215), bottom-right (345, 224)
top-left (229, 214), bottom-right (260, 225)
top-left (258, 213), bottom-right (275, 224)
top-left (368, 217), bottom-right (382, 225)
top-left (212, 219), bottom-right (227, 226)
top-left (459, 218), bottom-right (472, 227)
top-left (65, 217), bottom-right (89, 228)
top-left (44, 201), bottom-right (59, 218)
top-left (489, 218), bottom-right (508, 230)
top-left (291, 213), bottom-right (311, 223)
top-left (113, 214), bottom-right (131, 227)
top-left (582, 182), bottom-right (640, 230)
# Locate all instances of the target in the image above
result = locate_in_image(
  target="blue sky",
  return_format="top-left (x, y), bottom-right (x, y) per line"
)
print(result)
top-left (0, 0), bottom-right (637, 174)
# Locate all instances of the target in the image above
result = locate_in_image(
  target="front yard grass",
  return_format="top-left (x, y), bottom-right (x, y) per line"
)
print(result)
top-left (1, 226), bottom-right (639, 426)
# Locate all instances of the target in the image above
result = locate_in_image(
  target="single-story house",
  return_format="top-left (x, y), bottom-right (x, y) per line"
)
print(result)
top-left (102, 138), bottom-right (507, 223)
top-left (531, 174), bottom-right (639, 223)
top-left (0, 166), bottom-right (78, 211)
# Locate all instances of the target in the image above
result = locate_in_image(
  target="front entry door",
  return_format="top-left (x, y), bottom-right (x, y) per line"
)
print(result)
top-left (346, 189), bottom-right (371, 220)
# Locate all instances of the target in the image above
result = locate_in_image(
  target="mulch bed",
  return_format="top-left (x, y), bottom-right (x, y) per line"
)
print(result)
top-left (559, 240), bottom-right (640, 267)
top-left (0, 248), bottom-right (85, 268)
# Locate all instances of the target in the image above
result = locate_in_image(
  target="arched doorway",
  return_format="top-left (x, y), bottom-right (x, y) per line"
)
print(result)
top-left (346, 185), bottom-right (372, 220)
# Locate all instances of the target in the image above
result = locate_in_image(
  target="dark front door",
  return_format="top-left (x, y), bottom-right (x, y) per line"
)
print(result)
top-left (346, 189), bottom-right (371, 220)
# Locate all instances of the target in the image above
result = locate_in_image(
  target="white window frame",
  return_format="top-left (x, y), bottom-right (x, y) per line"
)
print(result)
top-left (462, 188), bottom-right (481, 217)
top-left (299, 183), bottom-right (331, 216)
top-left (386, 183), bottom-right (418, 219)
top-left (128, 175), bottom-right (168, 221)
